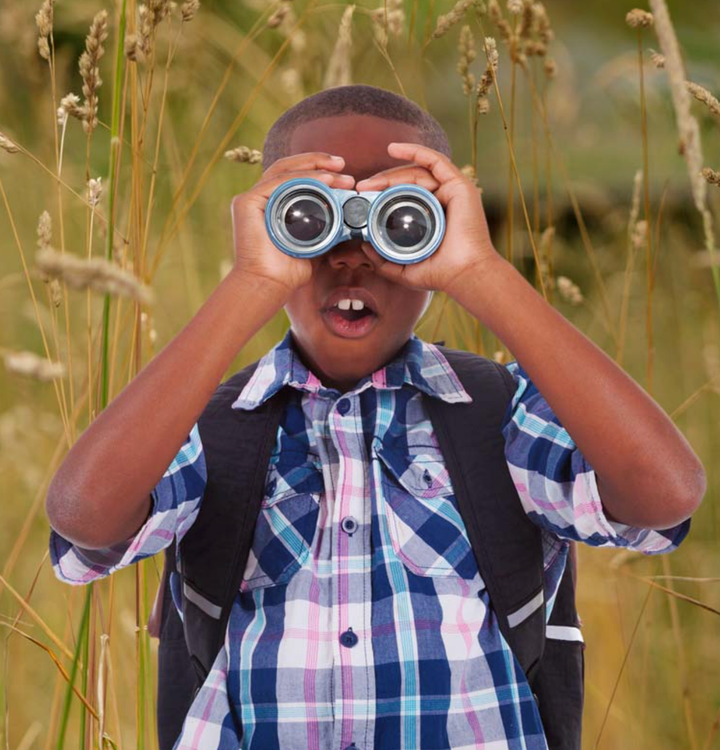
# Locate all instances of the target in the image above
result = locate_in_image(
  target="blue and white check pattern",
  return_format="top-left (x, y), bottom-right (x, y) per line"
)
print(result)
top-left (49, 330), bottom-right (690, 749)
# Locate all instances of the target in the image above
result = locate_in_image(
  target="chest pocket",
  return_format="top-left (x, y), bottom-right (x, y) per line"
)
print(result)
top-left (373, 434), bottom-right (478, 579)
top-left (240, 451), bottom-right (324, 592)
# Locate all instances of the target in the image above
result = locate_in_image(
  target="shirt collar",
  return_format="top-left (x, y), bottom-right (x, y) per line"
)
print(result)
top-left (231, 328), bottom-right (473, 411)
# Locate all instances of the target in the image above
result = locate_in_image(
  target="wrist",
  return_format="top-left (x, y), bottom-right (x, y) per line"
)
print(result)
top-left (226, 267), bottom-right (293, 306)
top-left (444, 253), bottom-right (511, 306)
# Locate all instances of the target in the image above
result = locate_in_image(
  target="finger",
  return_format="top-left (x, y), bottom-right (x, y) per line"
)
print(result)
top-left (386, 142), bottom-right (462, 185)
top-left (356, 166), bottom-right (440, 193)
top-left (253, 169), bottom-right (355, 199)
top-left (262, 152), bottom-right (346, 179)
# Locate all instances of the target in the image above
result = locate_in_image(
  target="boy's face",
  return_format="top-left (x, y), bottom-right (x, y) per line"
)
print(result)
top-left (279, 113), bottom-right (432, 393)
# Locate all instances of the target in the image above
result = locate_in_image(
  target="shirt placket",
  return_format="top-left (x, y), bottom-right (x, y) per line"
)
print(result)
top-left (328, 393), bottom-right (374, 750)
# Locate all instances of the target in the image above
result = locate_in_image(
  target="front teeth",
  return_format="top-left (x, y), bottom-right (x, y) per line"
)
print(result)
top-left (336, 298), bottom-right (366, 311)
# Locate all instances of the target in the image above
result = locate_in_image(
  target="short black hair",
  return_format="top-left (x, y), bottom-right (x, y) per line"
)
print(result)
top-left (262, 83), bottom-right (452, 172)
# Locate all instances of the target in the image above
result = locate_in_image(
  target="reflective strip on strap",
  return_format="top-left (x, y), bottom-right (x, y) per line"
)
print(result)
top-left (546, 625), bottom-right (584, 643)
top-left (507, 589), bottom-right (545, 628)
top-left (183, 581), bottom-right (222, 620)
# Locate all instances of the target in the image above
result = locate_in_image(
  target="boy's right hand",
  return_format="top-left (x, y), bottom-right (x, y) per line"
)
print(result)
top-left (231, 152), bottom-right (356, 296)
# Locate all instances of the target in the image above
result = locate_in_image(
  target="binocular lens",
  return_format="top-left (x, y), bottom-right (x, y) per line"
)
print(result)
top-left (280, 193), bottom-right (332, 244)
top-left (377, 199), bottom-right (433, 253)
top-left (384, 203), bottom-right (431, 249)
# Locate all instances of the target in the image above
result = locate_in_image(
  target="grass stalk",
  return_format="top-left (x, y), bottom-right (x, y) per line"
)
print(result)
top-left (100, 0), bottom-right (129, 410)
top-left (473, 26), bottom-right (548, 300)
top-left (637, 30), bottom-right (655, 396)
top-left (517, 63), bottom-right (618, 343)
top-left (0, 174), bottom-right (71, 444)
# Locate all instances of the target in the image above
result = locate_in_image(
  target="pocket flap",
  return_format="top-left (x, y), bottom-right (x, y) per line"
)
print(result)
top-left (263, 452), bottom-right (323, 506)
top-left (373, 435), bottom-right (453, 498)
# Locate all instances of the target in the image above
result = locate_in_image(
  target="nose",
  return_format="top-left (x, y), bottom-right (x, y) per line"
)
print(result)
top-left (326, 241), bottom-right (374, 271)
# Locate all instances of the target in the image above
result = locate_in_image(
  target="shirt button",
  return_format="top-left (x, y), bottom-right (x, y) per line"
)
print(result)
top-left (344, 745), bottom-right (359, 750)
top-left (339, 627), bottom-right (358, 648)
top-left (266, 478), bottom-right (277, 495)
top-left (422, 468), bottom-right (432, 485)
top-left (341, 516), bottom-right (358, 535)
top-left (336, 398), bottom-right (351, 415)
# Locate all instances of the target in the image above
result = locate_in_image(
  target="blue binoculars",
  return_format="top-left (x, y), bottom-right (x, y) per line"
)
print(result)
top-left (264, 177), bottom-right (445, 264)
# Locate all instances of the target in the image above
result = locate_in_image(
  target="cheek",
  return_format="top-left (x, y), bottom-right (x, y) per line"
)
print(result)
top-left (284, 291), bottom-right (318, 331)
top-left (384, 290), bottom-right (428, 324)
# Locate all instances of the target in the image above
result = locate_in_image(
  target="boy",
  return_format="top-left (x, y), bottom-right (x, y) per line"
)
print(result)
top-left (47, 84), bottom-right (704, 750)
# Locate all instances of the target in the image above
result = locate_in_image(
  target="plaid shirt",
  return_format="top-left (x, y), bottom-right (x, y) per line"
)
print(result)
top-left (50, 330), bottom-right (690, 750)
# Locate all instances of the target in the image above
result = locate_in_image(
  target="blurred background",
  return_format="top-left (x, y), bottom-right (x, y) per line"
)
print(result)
top-left (0, 0), bottom-right (719, 748)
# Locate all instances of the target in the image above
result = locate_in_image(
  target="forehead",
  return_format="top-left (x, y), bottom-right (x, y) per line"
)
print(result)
top-left (288, 113), bottom-right (420, 181)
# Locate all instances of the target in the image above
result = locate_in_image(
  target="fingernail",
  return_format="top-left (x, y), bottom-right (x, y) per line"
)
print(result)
top-left (330, 155), bottom-right (344, 162)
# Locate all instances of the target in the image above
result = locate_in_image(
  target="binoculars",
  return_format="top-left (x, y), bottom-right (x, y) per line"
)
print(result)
top-left (264, 177), bottom-right (445, 264)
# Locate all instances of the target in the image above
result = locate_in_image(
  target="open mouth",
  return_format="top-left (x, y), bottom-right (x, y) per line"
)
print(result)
top-left (321, 298), bottom-right (379, 338)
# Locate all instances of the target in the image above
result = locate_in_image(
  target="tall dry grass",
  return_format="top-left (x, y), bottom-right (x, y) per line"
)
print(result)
top-left (0, 1), bottom-right (718, 749)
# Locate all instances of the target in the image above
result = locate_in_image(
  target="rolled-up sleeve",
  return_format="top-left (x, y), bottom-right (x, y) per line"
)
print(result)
top-left (501, 361), bottom-right (690, 554)
top-left (49, 424), bottom-right (207, 585)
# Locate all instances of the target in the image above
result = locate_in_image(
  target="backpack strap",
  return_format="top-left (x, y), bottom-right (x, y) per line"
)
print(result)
top-left (532, 541), bottom-right (584, 750)
top-left (423, 345), bottom-right (546, 682)
top-left (177, 359), bottom-right (292, 687)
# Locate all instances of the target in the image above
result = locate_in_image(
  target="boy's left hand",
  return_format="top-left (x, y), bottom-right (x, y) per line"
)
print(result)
top-left (355, 142), bottom-right (502, 295)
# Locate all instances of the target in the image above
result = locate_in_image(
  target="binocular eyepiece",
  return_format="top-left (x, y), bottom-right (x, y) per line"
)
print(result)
top-left (264, 177), bottom-right (445, 264)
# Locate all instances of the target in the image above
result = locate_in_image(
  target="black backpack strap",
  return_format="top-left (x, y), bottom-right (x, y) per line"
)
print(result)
top-left (156, 538), bottom-right (197, 750)
top-left (532, 542), bottom-right (584, 750)
top-left (423, 345), bottom-right (546, 682)
top-left (178, 362), bottom-right (292, 688)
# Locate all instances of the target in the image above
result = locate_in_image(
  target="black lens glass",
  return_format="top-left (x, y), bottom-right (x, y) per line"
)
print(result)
top-left (284, 197), bottom-right (328, 242)
top-left (384, 204), bottom-right (429, 248)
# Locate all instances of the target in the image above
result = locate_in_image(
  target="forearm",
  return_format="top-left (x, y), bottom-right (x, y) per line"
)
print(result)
top-left (449, 256), bottom-right (706, 529)
top-left (47, 269), bottom-right (289, 548)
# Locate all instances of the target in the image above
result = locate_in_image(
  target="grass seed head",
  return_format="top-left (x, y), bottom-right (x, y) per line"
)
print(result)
top-left (648, 47), bottom-right (665, 68)
top-left (124, 32), bottom-right (141, 61)
top-left (4, 351), bottom-right (66, 382)
top-left (461, 164), bottom-right (479, 185)
top-left (267, 2), bottom-right (291, 29)
top-left (324, 5), bottom-right (355, 88)
top-left (370, 0), bottom-right (405, 48)
top-left (35, 211), bottom-right (61, 306)
top-left (35, 0), bottom-right (53, 60)
top-left (701, 168), bottom-right (720, 187)
top-left (431, 0), bottom-right (485, 41)
top-left (476, 37), bottom-right (498, 113)
top-left (632, 219), bottom-right (648, 250)
top-left (626, 9), bottom-right (654, 28)
top-left (0, 132), bottom-right (20, 154)
top-left (35, 248), bottom-right (155, 305)
top-left (57, 93), bottom-right (83, 124)
top-left (518, 0), bottom-right (535, 41)
top-left (88, 177), bottom-right (103, 207)
top-left (557, 275), bottom-right (583, 305)
top-left (181, 0), bottom-right (200, 22)
top-left (457, 25), bottom-right (477, 96)
top-left (487, 0), bottom-right (512, 43)
top-left (79, 10), bottom-right (109, 135)
top-left (224, 146), bottom-right (263, 164)
top-left (686, 82), bottom-right (720, 118)
top-left (37, 211), bottom-right (52, 252)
